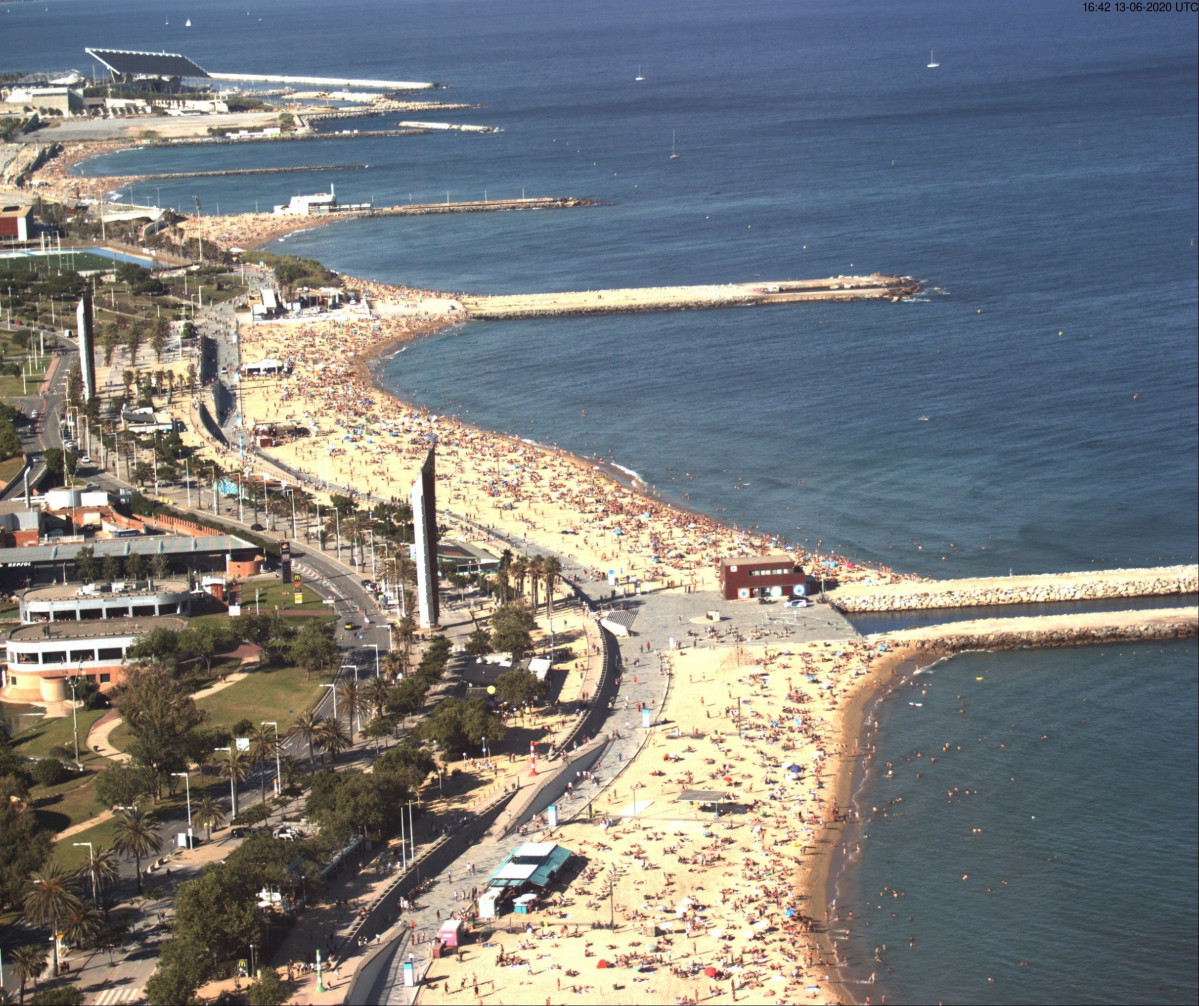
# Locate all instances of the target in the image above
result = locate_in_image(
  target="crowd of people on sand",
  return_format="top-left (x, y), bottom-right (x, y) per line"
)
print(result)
top-left (233, 295), bottom-right (915, 595)
top-left (407, 639), bottom-right (913, 1006)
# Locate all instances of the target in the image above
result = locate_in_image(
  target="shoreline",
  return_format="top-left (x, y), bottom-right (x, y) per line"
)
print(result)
top-left (15, 140), bottom-right (1198, 1006)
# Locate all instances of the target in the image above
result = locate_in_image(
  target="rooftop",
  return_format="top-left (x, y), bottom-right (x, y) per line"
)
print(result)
top-left (10, 615), bottom-right (187, 642)
top-left (85, 48), bottom-right (210, 80)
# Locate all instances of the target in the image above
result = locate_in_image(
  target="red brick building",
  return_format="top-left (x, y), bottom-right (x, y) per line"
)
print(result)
top-left (717, 554), bottom-right (809, 601)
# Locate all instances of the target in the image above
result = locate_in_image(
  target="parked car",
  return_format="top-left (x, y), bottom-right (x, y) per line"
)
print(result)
top-left (784, 597), bottom-right (809, 608)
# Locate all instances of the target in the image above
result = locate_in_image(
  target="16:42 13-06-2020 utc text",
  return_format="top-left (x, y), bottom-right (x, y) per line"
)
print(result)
top-left (1082, 1), bottom-right (1198, 11)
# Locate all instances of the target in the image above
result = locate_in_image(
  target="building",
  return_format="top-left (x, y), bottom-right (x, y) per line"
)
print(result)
top-left (84, 48), bottom-right (211, 94)
top-left (436, 541), bottom-right (500, 576)
top-left (0, 206), bottom-right (33, 246)
top-left (272, 188), bottom-right (338, 216)
top-left (717, 554), bottom-right (809, 601)
top-left (3, 615), bottom-right (187, 702)
top-left (0, 533), bottom-right (262, 590)
top-left (19, 578), bottom-right (193, 622)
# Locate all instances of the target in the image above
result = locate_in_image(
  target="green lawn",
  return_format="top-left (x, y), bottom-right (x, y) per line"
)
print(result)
top-left (246, 579), bottom-right (332, 615)
top-left (196, 663), bottom-right (328, 731)
top-left (31, 769), bottom-right (107, 835)
top-left (0, 455), bottom-right (24, 486)
top-left (8, 707), bottom-right (112, 766)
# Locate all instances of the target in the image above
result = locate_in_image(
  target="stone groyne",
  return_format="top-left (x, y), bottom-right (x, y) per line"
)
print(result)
top-left (460, 273), bottom-right (919, 321)
top-left (879, 606), bottom-right (1198, 653)
top-left (830, 564), bottom-right (1198, 613)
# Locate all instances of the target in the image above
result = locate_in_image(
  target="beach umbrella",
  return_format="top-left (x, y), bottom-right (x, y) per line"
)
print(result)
top-left (597, 959), bottom-right (610, 969)
top-left (784, 908), bottom-right (796, 918)
top-left (704, 966), bottom-right (719, 978)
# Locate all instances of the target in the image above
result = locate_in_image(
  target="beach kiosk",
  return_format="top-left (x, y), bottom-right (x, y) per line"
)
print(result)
top-left (477, 888), bottom-right (503, 920)
top-left (438, 919), bottom-right (464, 949)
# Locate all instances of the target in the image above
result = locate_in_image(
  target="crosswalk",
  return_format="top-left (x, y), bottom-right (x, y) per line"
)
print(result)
top-left (91, 986), bottom-right (143, 1005)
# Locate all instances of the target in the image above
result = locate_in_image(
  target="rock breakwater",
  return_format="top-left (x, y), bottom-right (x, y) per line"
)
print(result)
top-left (830, 564), bottom-right (1198, 613)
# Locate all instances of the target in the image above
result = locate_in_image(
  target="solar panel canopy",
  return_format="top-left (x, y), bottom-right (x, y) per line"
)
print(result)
top-left (86, 49), bottom-right (210, 79)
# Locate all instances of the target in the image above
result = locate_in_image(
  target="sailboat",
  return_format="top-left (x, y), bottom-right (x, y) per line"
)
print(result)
top-left (635, 65), bottom-right (644, 82)
top-left (185, 18), bottom-right (192, 27)
top-left (926, 49), bottom-right (939, 68)
top-left (670, 130), bottom-right (679, 160)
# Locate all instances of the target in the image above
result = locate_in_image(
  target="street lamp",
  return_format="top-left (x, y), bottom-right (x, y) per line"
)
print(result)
top-left (321, 683), bottom-right (338, 723)
top-left (215, 746), bottom-right (237, 819)
top-left (65, 670), bottom-right (83, 769)
top-left (171, 771), bottom-right (193, 849)
top-left (72, 842), bottom-right (97, 903)
top-left (367, 643), bottom-right (380, 678)
top-left (263, 721), bottom-right (281, 796)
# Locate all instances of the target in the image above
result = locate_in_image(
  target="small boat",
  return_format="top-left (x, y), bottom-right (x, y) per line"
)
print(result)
top-left (185, 17), bottom-right (192, 27)
top-left (927, 49), bottom-right (939, 68)
top-left (635, 65), bottom-right (644, 82)
top-left (670, 130), bottom-right (679, 160)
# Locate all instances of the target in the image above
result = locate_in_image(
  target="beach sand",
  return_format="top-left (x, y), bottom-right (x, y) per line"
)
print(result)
top-left (410, 639), bottom-right (912, 1006)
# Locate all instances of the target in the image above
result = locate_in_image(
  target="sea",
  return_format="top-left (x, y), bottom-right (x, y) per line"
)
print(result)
top-left (7, 1), bottom-right (1197, 1001)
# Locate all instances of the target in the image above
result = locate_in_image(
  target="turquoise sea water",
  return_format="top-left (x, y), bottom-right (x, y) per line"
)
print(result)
top-left (8, 1), bottom-right (1197, 1001)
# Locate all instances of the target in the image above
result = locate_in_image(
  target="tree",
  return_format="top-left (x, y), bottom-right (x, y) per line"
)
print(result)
top-left (317, 717), bottom-right (351, 763)
top-left (0, 776), bottom-right (52, 912)
top-left (73, 545), bottom-right (97, 584)
top-left (112, 663), bottom-right (206, 795)
top-left (59, 899), bottom-right (103, 950)
top-left (111, 807), bottom-right (163, 893)
top-left (290, 710), bottom-right (324, 767)
top-left (363, 675), bottom-right (390, 719)
top-left (374, 744), bottom-right (435, 793)
top-left (220, 747), bottom-right (250, 820)
top-left (541, 555), bottom-right (562, 621)
top-left (289, 620), bottom-right (339, 680)
top-left (489, 601), bottom-right (536, 661)
top-left (22, 863), bottom-right (82, 976)
top-left (100, 322), bottom-right (121, 366)
top-left (143, 936), bottom-right (210, 1005)
top-left (337, 677), bottom-right (363, 736)
top-left (101, 553), bottom-right (121, 582)
top-left (74, 845), bottom-right (120, 908)
top-left (248, 724), bottom-right (277, 804)
top-left (10, 944), bottom-right (47, 1004)
top-left (464, 628), bottom-right (492, 659)
top-left (247, 966), bottom-right (287, 1006)
top-left (417, 695), bottom-right (505, 756)
top-left (278, 755), bottom-right (304, 797)
top-left (194, 792), bottom-right (225, 842)
top-left (93, 764), bottom-right (155, 810)
top-left (494, 668), bottom-right (550, 708)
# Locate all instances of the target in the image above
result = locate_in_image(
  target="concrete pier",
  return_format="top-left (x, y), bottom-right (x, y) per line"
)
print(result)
top-left (460, 273), bottom-right (920, 320)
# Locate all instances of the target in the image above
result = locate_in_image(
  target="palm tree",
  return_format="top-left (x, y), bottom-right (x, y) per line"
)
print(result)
top-left (363, 676), bottom-right (390, 719)
top-left (542, 555), bottom-right (562, 621)
top-left (111, 807), bottom-right (163, 894)
top-left (511, 555), bottom-right (529, 601)
top-left (75, 844), bottom-right (121, 909)
top-left (338, 677), bottom-right (362, 736)
top-left (394, 615), bottom-right (417, 675)
top-left (195, 792), bottom-right (225, 842)
top-left (291, 709), bottom-right (325, 767)
top-left (60, 899), bottom-right (103, 951)
top-left (9, 944), bottom-right (47, 1004)
top-left (318, 717), bottom-right (351, 763)
top-left (220, 747), bottom-right (251, 820)
top-left (22, 863), bottom-right (82, 976)
top-left (278, 755), bottom-right (304, 796)
top-left (248, 724), bottom-right (277, 803)
top-left (528, 555), bottom-right (544, 611)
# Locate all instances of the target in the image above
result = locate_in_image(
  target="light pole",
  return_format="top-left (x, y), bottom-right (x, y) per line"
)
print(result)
top-left (215, 746), bottom-right (237, 819)
top-left (172, 771), bottom-right (193, 849)
top-left (367, 643), bottom-right (380, 678)
top-left (263, 721), bottom-right (281, 796)
top-left (322, 683), bottom-right (338, 724)
top-left (65, 671), bottom-right (82, 769)
top-left (72, 842), bottom-right (97, 903)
